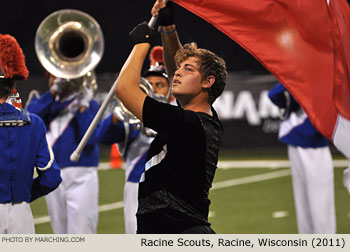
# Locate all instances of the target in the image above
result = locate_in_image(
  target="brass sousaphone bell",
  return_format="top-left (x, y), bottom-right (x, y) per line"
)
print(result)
top-left (35, 9), bottom-right (104, 88)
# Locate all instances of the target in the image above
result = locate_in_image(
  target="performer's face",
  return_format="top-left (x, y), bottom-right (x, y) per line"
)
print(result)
top-left (172, 57), bottom-right (203, 99)
top-left (146, 75), bottom-right (169, 97)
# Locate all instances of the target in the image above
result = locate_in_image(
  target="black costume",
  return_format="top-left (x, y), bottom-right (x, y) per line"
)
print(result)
top-left (136, 96), bottom-right (223, 234)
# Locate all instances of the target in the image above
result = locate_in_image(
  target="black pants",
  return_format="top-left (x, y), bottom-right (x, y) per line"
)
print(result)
top-left (180, 225), bottom-right (216, 234)
top-left (137, 209), bottom-right (215, 234)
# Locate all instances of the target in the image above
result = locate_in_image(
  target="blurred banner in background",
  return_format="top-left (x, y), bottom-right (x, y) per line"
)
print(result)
top-left (213, 72), bottom-right (281, 149)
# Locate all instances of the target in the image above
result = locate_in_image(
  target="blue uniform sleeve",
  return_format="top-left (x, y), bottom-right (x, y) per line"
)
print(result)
top-left (268, 83), bottom-right (300, 112)
top-left (30, 118), bottom-right (62, 202)
top-left (27, 91), bottom-right (74, 125)
top-left (97, 114), bottom-right (126, 145)
top-left (27, 91), bottom-right (55, 117)
top-left (268, 83), bottom-right (288, 108)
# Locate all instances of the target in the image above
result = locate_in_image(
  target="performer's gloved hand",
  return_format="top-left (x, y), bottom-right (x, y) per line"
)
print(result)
top-left (111, 99), bottom-right (122, 122)
top-left (129, 22), bottom-right (155, 45)
top-left (344, 166), bottom-right (350, 194)
top-left (50, 78), bottom-right (69, 95)
top-left (78, 86), bottom-right (93, 109)
top-left (158, 1), bottom-right (174, 26)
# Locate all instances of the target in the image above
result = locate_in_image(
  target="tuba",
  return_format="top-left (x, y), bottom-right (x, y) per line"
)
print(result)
top-left (112, 77), bottom-right (167, 137)
top-left (35, 9), bottom-right (104, 88)
top-left (112, 77), bottom-right (167, 125)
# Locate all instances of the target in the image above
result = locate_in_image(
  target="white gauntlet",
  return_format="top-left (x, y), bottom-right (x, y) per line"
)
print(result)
top-left (78, 86), bottom-right (94, 108)
top-left (50, 78), bottom-right (69, 94)
top-left (343, 164), bottom-right (350, 194)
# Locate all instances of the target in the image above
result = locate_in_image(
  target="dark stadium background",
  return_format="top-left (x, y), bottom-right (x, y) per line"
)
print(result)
top-left (2, 0), bottom-right (349, 234)
top-left (1, 0), bottom-right (348, 154)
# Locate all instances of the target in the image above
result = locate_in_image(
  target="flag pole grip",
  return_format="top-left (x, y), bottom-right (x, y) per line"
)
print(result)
top-left (148, 0), bottom-right (169, 28)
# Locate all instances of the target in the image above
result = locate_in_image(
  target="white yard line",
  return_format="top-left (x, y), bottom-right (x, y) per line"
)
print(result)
top-left (34, 201), bottom-right (125, 225)
top-left (34, 168), bottom-right (293, 225)
top-left (33, 216), bottom-right (51, 225)
top-left (217, 159), bottom-right (348, 169)
top-left (211, 169), bottom-right (291, 190)
top-left (35, 159), bottom-right (349, 225)
top-left (99, 159), bottom-right (349, 170)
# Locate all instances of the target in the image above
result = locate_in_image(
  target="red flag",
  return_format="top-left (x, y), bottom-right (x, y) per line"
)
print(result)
top-left (173, 0), bottom-right (350, 157)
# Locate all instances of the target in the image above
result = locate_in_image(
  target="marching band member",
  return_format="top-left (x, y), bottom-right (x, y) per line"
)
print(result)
top-left (27, 72), bottom-right (101, 234)
top-left (114, 0), bottom-right (227, 233)
top-left (98, 46), bottom-right (172, 234)
top-left (268, 82), bottom-right (336, 234)
top-left (0, 34), bottom-right (62, 234)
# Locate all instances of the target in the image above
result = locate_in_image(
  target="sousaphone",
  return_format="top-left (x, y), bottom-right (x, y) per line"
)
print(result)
top-left (35, 9), bottom-right (104, 80)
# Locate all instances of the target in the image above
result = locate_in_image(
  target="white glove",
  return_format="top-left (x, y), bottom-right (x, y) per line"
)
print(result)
top-left (143, 127), bottom-right (157, 137)
top-left (50, 78), bottom-right (69, 94)
top-left (78, 86), bottom-right (94, 108)
top-left (344, 166), bottom-right (350, 194)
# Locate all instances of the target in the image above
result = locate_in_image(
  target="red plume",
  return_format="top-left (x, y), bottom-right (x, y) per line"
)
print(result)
top-left (0, 34), bottom-right (29, 80)
top-left (149, 46), bottom-right (164, 66)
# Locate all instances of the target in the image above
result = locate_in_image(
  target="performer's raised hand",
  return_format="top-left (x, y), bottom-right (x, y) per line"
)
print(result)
top-left (50, 77), bottom-right (69, 96)
top-left (156, 1), bottom-right (174, 27)
top-left (151, 0), bottom-right (167, 17)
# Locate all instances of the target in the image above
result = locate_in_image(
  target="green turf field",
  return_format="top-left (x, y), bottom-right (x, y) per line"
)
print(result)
top-left (30, 157), bottom-right (350, 234)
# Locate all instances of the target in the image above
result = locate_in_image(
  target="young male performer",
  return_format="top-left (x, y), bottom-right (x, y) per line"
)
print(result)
top-left (98, 46), bottom-right (171, 233)
top-left (114, 1), bottom-right (227, 233)
top-left (0, 34), bottom-right (62, 234)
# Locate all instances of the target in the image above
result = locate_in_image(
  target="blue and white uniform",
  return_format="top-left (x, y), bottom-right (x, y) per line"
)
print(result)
top-left (98, 114), bottom-right (153, 234)
top-left (269, 83), bottom-right (336, 234)
top-left (27, 90), bottom-right (100, 234)
top-left (0, 103), bottom-right (62, 234)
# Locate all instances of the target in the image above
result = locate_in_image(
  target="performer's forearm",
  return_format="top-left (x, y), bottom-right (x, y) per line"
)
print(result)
top-left (115, 43), bottom-right (150, 121)
top-left (161, 25), bottom-right (182, 82)
top-left (116, 43), bottom-right (150, 94)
